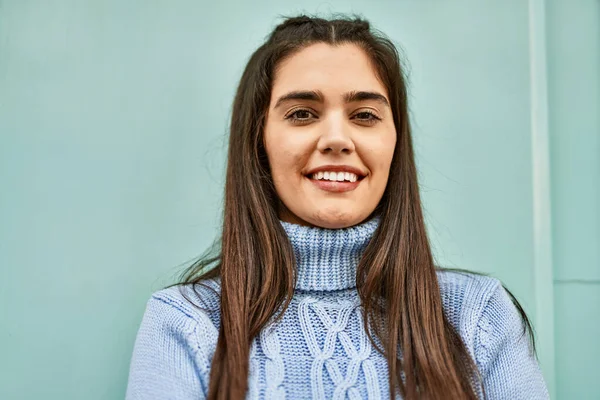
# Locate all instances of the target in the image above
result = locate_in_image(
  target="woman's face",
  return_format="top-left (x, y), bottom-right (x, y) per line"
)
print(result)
top-left (263, 42), bottom-right (396, 229)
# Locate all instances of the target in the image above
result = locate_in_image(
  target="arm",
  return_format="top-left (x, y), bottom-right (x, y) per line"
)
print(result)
top-left (474, 284), bottom-right (550, 400)
top-left (125, 293), bottom-right (216, 399)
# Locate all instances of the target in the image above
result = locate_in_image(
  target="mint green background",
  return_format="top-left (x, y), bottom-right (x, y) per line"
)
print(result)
top-left (0, 1), bottom-right (597, 399)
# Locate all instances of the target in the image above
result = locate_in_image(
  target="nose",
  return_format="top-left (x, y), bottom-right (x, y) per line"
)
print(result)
top-left (317, 112), bottom-right (355, 154)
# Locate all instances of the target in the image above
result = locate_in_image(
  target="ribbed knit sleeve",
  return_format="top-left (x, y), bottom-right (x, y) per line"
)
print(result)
top-left (474, 284), bottom-right (550, 399)
top-left (125, 291), bottom-right (218, 399)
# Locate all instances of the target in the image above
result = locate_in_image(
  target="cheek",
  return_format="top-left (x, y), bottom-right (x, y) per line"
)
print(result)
top-left (362, 132), bottom-right (396, 173)
top-left (265, 132), bottom-right (310, 178)
top-left (267, 145), bottom-right (305, 189)
top-left (379, 130), bottom-right (396, 167)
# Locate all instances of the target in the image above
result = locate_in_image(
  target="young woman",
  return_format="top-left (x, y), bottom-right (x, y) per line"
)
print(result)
top-left (126, 15), bottom-right (549, 400)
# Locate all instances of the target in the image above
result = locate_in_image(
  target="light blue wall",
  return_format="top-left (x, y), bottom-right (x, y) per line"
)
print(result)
top-left (546, 1), bottom-right (600, 399)
top-left (0, 1), bottom-right (597, 398)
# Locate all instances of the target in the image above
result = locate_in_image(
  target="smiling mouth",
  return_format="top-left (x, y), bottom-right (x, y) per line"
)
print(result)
top-left (303, 173), bottom-right (366, 193)
top-left (304, 173), bottom-right (367, 183)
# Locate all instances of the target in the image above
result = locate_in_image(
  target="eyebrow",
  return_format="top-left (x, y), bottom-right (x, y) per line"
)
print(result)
top-left (273, 90), bottom-right (390, 109)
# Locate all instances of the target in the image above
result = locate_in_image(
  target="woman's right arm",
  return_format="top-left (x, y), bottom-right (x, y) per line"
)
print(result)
top-left (125, 293), bottom-right (216, 399)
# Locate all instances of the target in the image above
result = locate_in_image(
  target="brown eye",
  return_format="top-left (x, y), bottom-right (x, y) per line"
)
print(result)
top-left (353, 111), bottom-right (381, 123)
top-left (298, 110), bottom-right (313, 119)
top-left (285, 109), bottom-right (317, 125)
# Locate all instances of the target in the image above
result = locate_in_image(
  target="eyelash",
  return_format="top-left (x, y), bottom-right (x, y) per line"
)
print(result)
top-left (284, 108), bottom-right (382, 125)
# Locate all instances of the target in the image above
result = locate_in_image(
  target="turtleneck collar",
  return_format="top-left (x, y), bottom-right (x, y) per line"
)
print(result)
top-left (279, 214), bottom-right (381, 291)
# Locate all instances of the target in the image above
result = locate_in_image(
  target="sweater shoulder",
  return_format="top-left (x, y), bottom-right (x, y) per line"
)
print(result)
top-left (150, 277), bottom-right (222, 331)
top-left (126, 279), bottom-right (222, 399)
top-left (435, 269), bottom-right (502, 344)
top-left (436, 268), bottom-right (501, 309)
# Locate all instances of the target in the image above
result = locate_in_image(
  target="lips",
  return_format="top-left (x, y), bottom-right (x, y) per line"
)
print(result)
top-left (305, 164), bottom-right (367, 178)
top-left (305, 174), bottom-right (364, 193)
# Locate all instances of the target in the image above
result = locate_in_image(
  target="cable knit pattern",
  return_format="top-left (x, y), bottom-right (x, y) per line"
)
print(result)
top-left (260, 321), bottom-right (286, 399)
top-left (126, 215), bottom-right (550, 399)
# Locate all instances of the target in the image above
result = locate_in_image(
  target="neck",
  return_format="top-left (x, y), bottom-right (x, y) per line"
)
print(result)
top-left (279, 215), bottom-right (381, 291)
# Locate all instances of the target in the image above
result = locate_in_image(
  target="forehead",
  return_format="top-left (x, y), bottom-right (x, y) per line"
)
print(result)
top-left (271, 42), bottom-right (388, 101)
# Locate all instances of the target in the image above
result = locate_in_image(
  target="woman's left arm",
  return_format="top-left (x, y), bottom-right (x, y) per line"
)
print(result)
top-left (474, 284), bottom-right (550, 399)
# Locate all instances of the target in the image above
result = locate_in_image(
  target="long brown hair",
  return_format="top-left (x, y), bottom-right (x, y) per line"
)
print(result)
top-left (167, 14), bottom-right (537, 400)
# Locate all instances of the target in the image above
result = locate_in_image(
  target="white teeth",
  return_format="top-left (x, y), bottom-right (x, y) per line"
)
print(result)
top-left (310, 171), bottom-right (359, 182)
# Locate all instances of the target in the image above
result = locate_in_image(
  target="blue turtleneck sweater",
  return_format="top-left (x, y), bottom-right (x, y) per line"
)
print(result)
top-left (126, 215), bottom-right (549, 399)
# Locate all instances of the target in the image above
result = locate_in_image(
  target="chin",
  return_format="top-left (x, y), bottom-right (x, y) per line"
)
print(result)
top-left (309, 212), bottom-right (365, 229)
